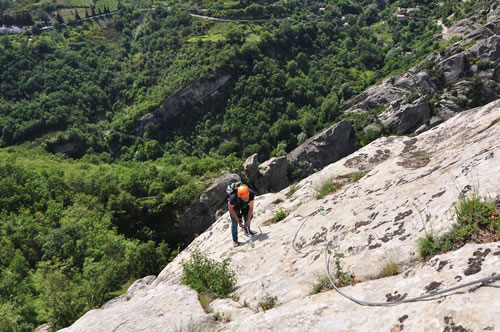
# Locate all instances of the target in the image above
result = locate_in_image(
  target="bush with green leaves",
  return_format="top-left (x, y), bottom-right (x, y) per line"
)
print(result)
top-left (455, 192), bottom-right (498, 232)
top-left (273, 208), bottom-right (287, 223)
top-left (0, 303), bottom-right (21, 332)
top-left (181, 248), bottom-right (236, 297)
top-left (417, 192), bottom-right (499, 258)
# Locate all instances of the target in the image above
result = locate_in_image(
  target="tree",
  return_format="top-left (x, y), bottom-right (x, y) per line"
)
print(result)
top-left (0, 303), bottom-right (20, 332)
top-left (144, 140), bottom-right (163, 160)
top-left (0, 0), bottom-right (13, 12)
top-left (225, 24), bottom-right (245, 45)
top-left (56, 11), bottom-right (64, 24)
top-left (31, 22), bottom-right (42, 34)
top-left (286, 60), bottom-right (300, 77)
top-left (320, 92), bottom-right (340, 122)
top-left (299, 111), bottom-right (315, 136)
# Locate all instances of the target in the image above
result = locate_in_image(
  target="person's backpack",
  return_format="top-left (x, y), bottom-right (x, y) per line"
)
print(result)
top-left (226, 181), bottom-right (242, 200)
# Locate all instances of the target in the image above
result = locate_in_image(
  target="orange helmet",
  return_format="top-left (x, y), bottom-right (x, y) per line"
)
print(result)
top-left (237, 185), bottom-right (250, 199)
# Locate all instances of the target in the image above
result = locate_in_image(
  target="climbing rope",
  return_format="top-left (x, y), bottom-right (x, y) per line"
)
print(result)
top-left (292, 207), bottom-right (500, 306)
top-left (323, 240), bottom-right (500, 306)
top-left (292, 207), bottom-right (331, 255)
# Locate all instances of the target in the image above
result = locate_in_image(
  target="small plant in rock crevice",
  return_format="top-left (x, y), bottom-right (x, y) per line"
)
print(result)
top-left (351, 171), bottom-right (367, 182)
top-left (214, 311), bottom-right (231, 323)
top-left (329, 236), bottom-right (355, 287)
top-left (415, 154), bottom-right (430, 161)
top-left (310, 274), bottom-right (334, 295)
top-left (380, 261), bottom-right (400, 277)
top-left (258, 295), bottom-right (278, 312)
top-left (407, 91), bottom-right (420, 103)
top-left (286, 183), bottom-right (300, 199)
top-left (334, 256), bottom-right (354, 287)
top-left (174, 320), bottom-right (213, 332)
top-left (315, 178), bottom-right (343, 199)
top-left (273, 208), bottom-right (287, 223)
top-left (417, 192), bottom-right (500, 258)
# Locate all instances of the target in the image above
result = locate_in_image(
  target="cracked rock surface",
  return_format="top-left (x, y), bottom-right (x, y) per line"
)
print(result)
top-left (61, 98), bottom-right (500, 332)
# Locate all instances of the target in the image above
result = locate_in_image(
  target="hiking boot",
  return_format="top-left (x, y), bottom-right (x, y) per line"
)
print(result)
top-left (233, 241), bottom-right (239, 247)
top-left (244, 228), bottom-right (256, 236)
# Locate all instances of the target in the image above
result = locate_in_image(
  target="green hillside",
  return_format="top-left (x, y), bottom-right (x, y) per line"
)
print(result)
top-left (0, 0), bottom-right (492, 329)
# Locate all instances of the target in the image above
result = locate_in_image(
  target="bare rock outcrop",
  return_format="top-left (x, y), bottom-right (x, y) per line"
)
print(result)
top-left (135, 74), bottom-right (232, 136)
top-left (435, 52), bottom-right (466, 83)
top-left (243, 153), bottom-right (260, 182)
top-left (287, 120), bottom-right (357, 177)
top-left (379, 96), bottom-right (432, 134)
top-left (177, 173), bottom-right (240, 243)
top-left (342, 11), bottom-right (500, 136)
top-left (244, 154), bottom-right (289, 194)
top-left (61, 98), bottom-right (500, 332)
top-left (254, 156), bottom-right (289, 194)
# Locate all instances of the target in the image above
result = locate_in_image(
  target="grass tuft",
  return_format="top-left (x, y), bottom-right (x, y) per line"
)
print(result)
top-left (351, 171), bottom-right (367, 182)
top-left (286, 183), bottom-right (300, 199)
top-left (315, 179), bottom-right (342, 199)
top-left (310, 274), bottom-right (333, 294)
top-left (273, 208), bottom-right (287, 223)
top-left (417, 192), bottom-right (499, 258)
top-left (381, 261), bottom-right (400, 277)
top-left (258, 295), bottom-right (278, 312)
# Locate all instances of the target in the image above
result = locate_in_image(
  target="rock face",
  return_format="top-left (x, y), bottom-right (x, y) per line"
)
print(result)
top-left (243, 153), bottom-right (260, 182)
top-left (179, 155), bottom-right (289, 243)
top-left (253, 156), bottom-right (289, 194)
top-left (379, 96), bottom-right (432, 134)
top-left (135, 74), bottom-right (232, 136)
top-left (342, 8), bottom-right (500, 135)
top-left (287, 120), bottom-right (357, 177)
top-left (177, 173), bottom-right (240, 243)
top-left (60, 98), bottom-right (500, 332)
top-left (244, 154), bottom-right (289, 194)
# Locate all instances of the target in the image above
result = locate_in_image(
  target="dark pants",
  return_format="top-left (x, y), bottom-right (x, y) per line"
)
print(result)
top-left (230, 213), bottom-right (248, 242)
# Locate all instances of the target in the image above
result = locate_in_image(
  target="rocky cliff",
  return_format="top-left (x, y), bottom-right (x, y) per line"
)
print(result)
top-left (342, 6), bottom-right (500, 136)
top-left (60, 98), bottom-right (500, 332)
top-left (135, 74), bottom-right (233, 136)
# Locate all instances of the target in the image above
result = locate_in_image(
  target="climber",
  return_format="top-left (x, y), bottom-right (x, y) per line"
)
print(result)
top-left (228, 184), bottom-right (256, 247)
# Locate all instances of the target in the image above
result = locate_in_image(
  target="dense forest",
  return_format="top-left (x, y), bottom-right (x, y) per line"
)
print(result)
top-left (0, 0), bottom-right (492, 330)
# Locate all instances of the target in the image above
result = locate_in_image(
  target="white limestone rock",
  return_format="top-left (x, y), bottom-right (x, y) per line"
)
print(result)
top-left (61, 99), bottom-right (500, 332)
top-left (59, 284), bottom-right (215, 332)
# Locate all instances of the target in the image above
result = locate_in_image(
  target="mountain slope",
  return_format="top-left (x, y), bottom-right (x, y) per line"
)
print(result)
top-left (60, 99), bottom-right (500, 331)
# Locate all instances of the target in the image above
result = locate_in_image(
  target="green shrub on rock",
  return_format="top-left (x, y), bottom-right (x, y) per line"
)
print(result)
top-left (181, 248), bottom-right (236, 297)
